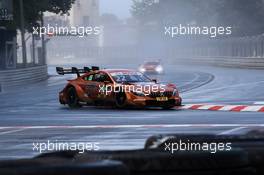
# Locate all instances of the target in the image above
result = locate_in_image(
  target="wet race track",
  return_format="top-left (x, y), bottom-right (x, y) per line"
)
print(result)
top-left (0, 64), bottom-right (264, 159)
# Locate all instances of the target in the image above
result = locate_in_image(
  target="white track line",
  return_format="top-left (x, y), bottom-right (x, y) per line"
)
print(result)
top-left (0, 128), bottom-right (27, 135)
top-left (218, 127), bottom-right (246, 135)
top-left (0, 124), bottom-right (264, 130)
top-left (178, 72), bottom-right (200, 88)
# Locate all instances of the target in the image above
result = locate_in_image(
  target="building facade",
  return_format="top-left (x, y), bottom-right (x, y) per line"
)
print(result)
top-left (70, 0), bottom-right (100, 27)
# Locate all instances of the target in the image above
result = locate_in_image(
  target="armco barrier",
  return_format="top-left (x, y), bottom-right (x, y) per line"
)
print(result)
top-left (214, 57), bottom-right (264, 69)
top-left (175, 57), bottom-right (264, 69)
top-left (0, 65), bottom-right (48, 92)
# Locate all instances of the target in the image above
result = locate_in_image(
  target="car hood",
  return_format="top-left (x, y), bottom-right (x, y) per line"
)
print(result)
top-left (143, 65), bottom-right (158, 69)
top-left (122, 82), bottom-right (175, 93)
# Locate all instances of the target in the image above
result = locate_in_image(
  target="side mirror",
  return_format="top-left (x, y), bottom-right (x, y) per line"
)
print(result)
top-left (152, 79), bottom-right (157, 83)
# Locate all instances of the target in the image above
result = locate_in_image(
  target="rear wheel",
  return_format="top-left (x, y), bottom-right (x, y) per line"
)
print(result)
top-left (115, 92), bottom-right (127, 108)
top-left (67, 87), bottom-right (81, 108)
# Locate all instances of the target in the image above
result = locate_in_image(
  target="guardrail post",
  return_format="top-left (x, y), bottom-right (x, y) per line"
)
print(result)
top-left (259, 36), bottom-right (264, 57)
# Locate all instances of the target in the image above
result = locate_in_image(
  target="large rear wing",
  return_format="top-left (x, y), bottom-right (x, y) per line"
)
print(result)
top-left (56, 66), bottom-right (100, 77)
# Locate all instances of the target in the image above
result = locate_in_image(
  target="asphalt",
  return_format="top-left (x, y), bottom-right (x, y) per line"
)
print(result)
top-left (0, 64), bottom-right (264, 159)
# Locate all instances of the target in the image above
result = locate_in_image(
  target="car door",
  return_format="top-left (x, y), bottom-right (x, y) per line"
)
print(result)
top-left (82, 73), bottom-right (97, 99)
top-left (92, 72), bottom-right (113, 100)
top-left (82, 72), bottom-right (112, 101)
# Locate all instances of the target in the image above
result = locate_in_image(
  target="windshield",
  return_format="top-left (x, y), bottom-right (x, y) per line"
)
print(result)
top-left (110, 72), bottom-right (152, 83)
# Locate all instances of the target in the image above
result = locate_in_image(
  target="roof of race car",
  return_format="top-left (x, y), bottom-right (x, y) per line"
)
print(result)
top-left (143, 60), bottom-right (161, 64)
top-left (82, 69), bottom-right (142, 77)
top-left (100, 69), bottom-right (138, 73)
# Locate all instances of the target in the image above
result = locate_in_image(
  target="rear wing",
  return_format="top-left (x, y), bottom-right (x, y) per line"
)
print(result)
top-left (56, 66), bottom-right (100, 77)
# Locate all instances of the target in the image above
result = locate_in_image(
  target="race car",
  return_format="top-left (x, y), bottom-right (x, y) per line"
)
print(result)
top-left (138, 60), bottom-right (164, 74)
top-left (56, 66), bottom-right (182, 109)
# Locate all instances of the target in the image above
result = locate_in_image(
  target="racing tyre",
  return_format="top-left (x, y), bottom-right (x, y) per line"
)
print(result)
top-left (115, 91), bottom-right (127, 108)
top-left (67, 87), bottom-right (81, 108)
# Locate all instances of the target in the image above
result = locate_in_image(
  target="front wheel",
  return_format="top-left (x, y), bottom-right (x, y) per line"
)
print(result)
top-left (67, 87), bottom-right (81, 108)
top-left (162, 105), bottom-right (175, 110)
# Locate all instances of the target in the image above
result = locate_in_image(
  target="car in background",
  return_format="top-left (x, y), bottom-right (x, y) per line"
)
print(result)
top-left (138, 60), bottom-right (164, 74)
top-left (56, 66), bottom-right (181, 109)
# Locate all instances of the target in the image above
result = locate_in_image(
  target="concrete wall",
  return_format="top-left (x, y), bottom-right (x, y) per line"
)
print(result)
top-left (0, 65), bottom-right (48, 93)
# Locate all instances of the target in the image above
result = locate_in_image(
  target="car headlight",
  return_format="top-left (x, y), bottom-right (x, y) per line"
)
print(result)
top-left (139, 67), bottom-right (146, 72)
top-left (132, 91), bottom-right (145, 97)
top-left (172, 89), bottom-right (178, 96)
top-left (155, 65), bottom-right (163, 73)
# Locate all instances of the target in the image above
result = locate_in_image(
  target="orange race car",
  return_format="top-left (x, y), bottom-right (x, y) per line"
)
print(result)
top-left (56, 66), bottom-right (182, 109)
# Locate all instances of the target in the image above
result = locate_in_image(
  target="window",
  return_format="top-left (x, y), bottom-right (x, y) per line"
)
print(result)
top-left (93, 73), bottom-right (111, 82)
top-left (84, 74), bottom-right (94, 81)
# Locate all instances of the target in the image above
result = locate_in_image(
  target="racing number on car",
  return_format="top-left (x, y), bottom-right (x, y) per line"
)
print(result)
top-left (115, 75), bottom-right (126, 82)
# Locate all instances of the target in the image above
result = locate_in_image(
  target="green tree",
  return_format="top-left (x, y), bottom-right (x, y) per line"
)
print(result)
top-left (0, 0), bottom-right (75, 69)
top-left (131, 0), bottom-right (159, 24)
top-left (0, 0), bottom-right (75, 31)
top-left (131, 0), bottom-right (264, 36)
top-left (215, 0), bottom-right (264, 36)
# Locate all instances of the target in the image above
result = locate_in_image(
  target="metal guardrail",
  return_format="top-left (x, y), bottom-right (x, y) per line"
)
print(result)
top-left (0, 65), bottom-right (48, 92)
top-left (174, 36), bottom-right (264, 59)
top-left (172, 56), bottom-right (264, 69)
top-left (47, 35), bottom-right (264, 60)
top-left (46, 35), bottom-right (264, 68)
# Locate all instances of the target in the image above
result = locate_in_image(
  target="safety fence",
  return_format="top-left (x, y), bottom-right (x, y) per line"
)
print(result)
top-left (0, 29), bottom-right (48, 92)
top-left (172, 35), bottom-right (264, 58)
top-left (169, 35), bottom-right (264, 68)
top-left (47, 35), bottom-right (264, 66)
top-left (0, 29), bottom-right (47, 70)
top-left (0, 65), bottom-right (48, 93)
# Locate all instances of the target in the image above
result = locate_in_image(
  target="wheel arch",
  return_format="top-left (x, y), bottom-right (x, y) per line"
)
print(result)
top-left (64, 83), bottom-right (83, 100)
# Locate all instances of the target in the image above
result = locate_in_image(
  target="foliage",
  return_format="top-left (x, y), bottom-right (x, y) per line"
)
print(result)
top-left (0, 0), bottom-right (75, 31)
top-left (131, 0), bottom-right (264, 36)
